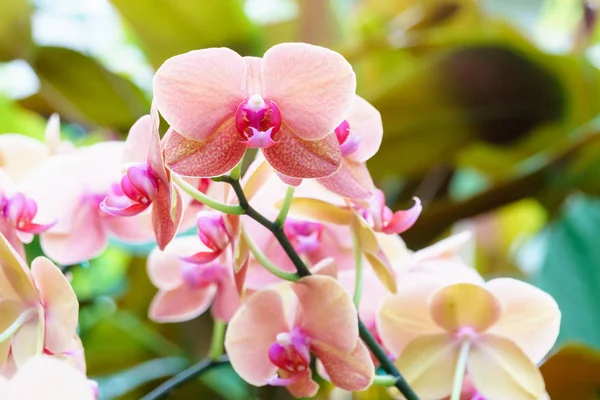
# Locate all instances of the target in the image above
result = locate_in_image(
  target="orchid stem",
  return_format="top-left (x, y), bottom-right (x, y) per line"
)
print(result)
top-left (373, 374), bottom-right (399, 387)
top-left (275, 186), bottom-right (295, 227)
top-left (141, 356), bottom-right (230, 400)
top-left (352, 230), bottom-right (364, 308)
top-left (241, 228), bottom-right (299, 281)
top-left (208, 320), bottom-right (226, 361)
top-left (172, 174), bottom-right (244, 215)
top-left (0, 309), bottom-right (36, 344)
top-left (224, 176), bottom-right (420, 400)
top-left (451, 340), bottom-right (472, 400)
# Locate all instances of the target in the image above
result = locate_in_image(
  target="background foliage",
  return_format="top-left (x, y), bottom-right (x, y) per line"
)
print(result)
top-left (2, 0), bottom-right (600, 398)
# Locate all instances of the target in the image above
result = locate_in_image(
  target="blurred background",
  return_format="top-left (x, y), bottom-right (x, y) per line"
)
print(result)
top-left (1, 0), bottom-right (600, 398)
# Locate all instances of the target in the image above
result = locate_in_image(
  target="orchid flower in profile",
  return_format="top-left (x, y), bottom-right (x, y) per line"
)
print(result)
top-left (0, 232), bottom-right (79, 370)
top-left (225, 275), bottom-right (374, 398)
top-left (316, 95), bottom-right (383, 200)
top-left (0, 356), bottom-right (96, 400)
top-left (147, 236), bottom-right (240, 323)
top-left (20, 142), bottom-right (154, 265)
top-left (100, 111), bottom-right (183, 249)
top-left (377, 266), bottom-right (561, 400)
top-left (154, 42), bottom-right (356, 179)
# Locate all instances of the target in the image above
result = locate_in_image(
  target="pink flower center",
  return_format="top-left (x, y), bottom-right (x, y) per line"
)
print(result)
top-left (334, 120), bottom-right (360, 157)
top-left (197, 212), bottom-right (230, 252)
top-left (353, 190), bottom-right (421, 234)
top-left (100, 164), bottom-right (159, 217)
top-left (267, 328), bottom-right (310, 385)
top-left (0, 192), bottom-right (54, 234)
top-left (235, 94), bottom-right (282, 149)
top-left (181, 262), bottom-right (225, 288)
top-left (284, 219), bottom-right (323, 255)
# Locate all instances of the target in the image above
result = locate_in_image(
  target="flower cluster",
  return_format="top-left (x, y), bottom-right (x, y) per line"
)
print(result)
top-left (0, 43), bottom-right (560, 399)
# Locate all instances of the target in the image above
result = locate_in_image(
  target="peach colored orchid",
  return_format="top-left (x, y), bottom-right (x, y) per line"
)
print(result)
top-left (147, 235), bottom-right (240, 323)
top-left (0, 356), bottom-right (96, 400)
top-left (101, 111), bottom-right (183, 250)
top-left (155, 42), bottom-right (356, 179)
top-left (0, 232), bottom-right (79, 370)
top-left (225, 275), bottom-right (374, 398)
top-left (377, 267), bottom-right (561, 400)
top-left (20, 141), bottom-right (154, 265)
top-left (316, 95), bottom-right (383, 200)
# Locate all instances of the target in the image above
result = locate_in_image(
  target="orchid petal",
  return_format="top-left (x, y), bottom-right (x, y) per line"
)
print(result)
top-left (153, 48), bottom-right (246, 140)
top-left (283, 198), bottom-right (354, 225)
top-left (263, 128), bottom-right (342, 179)
top-left (429, 283), bottom-right (502, 333)
top-left (317, 159), bottom-right (374, 201)
top-left (212, 274), bottom-right (241, 322)
top-left (0, 300), bottom-right (24, 365)
top-left (163, 125), bottom-right (246, 178)
top-left (0, 134), bottom-right (48, 183)
top-left (225, 288), bottom-right (289, 386)
top-left (152, 181), bottom-right (183, 250)
top-left (262, 43), bottom-right (356, 141)
top-left (11, 318), bottom-right (44, 368)
top-left (345, 96), bottom-right (383, 163)
top-left (468, 334), bottom-right (546, 400)
top-left (122, 114), bottom-right (152, 165)
top-left (286, 370), bottom-right (320, 398)
top-left (100, 200), bottom-right (149, 217)
top-left (485, 278), bottom-right (561, 363)
top-left (312, 339), bottom-right (374, 392)
top-left (149, 284), bottom-right (217, 323)
top-left (147, 236), bottom-right (200, 291)
top-left (0, 232), bottom-right (36, 303)
top-left (382, 197), bottom-right (422, 234)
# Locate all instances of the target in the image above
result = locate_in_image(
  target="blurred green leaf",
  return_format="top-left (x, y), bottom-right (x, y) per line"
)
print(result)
top-left (110, 0), bottom-right (257, 66)
top-left (0, 95), bottom-right (46, 137)
top-left (0, 0), bottom-right (32, 61)
top-left (535, 195), bottom-right (600, 349)
top-left (71, 247), bottom-right (131, 300)
top-left (29, 47), bottom-right (150, 131)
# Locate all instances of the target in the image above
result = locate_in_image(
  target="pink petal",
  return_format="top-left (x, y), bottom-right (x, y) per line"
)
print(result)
top-left (30, 257), bottom-right (78, 353)
top-left (0, 231), bottom-right (36, 303)
top-left (263, 128), bottom-right (342, 179)
top-left (382, 197), bottom-right (422, 235)
top-left (468, 334), bottom-right (546, 400)
top-left (149, 284), bottom-right (217, 323)
top-left (152, 181), bottom-right (183, 250)
top-left (0, 134), bottom-right (48, 183)
top-left (225, 288), bottom-right (290, 386)
top-left (345, 96), bottom-right (383, 163)
top-left (163, 126), bottom-right (246, 177)
top-left (292, 276), bottom-right (358, 353)
top-left (286, 371), bottom-right (320, 398)
top-left (0, 220), bottom-right (26, 262)
top-left (485, 278), bottom-right (561, 364)
top-left (148, 107), bottom-right (170, 185)
top-left (153, 48), bottom-right (246, 140)
top-left (317, 158), bottom-right (374, 200)
top-left (395, 333), bottom-right (460, 399)
top-left (11, 318), bottom-right (44, 368)
top-left (262, 43), bottom-right (356, 141)
top-left (122, 114), bottom-right (152, 165)
top-left (212, 274), bottom-right (241, 323)
top-left (147, 236), bottom-right (201, 290)
top-left (312, 339), bottom-right (374, 392)
top-left (43, 113), bottom-right (61, 154)
top-left (428, 283), bottom-right (502, 333)
top-left (105, 212), bottom-right (155, 243)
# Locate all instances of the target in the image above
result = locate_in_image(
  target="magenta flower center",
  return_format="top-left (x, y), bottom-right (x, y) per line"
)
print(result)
top-left (235, 94), bottom-right (282, 149)
top-left (197, 212), bottom-right (230, 252)
top-left (100, 163), bottom-right (159, 217)
top-left (284, 219), bottom-right (323, 255)
top-left (267, 328), bottom-right (310, 385)
top-left (0, 192), bottom-right (54, 234)
top-left (181, 262), bottom-right (225, 288)
top-left (334, 120), bottom-right (360, 157)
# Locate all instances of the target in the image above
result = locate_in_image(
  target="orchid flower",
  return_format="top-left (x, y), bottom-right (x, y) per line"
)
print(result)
top-left (20, 142), bottom-right (154, 265)
top-left (0, 356), bottom-right (96, 400)
top-left (100, 111), bottom-right (183, 249)
top-left (154, 42), bottom-right (356, 179)
top-left (316, 95), bottom-right (383, 200)
top-left (0, 232), bottom-right (79, 370)
top-left (147, 236), bottom-right (240, 323)
top-left (225, 275), bottom-right (374, 398)
top-left (377, 266), bottom-right (561, 400)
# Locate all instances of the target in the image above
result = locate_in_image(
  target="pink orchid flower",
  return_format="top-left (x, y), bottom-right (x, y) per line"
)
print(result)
top-left (316, 95), bottom-right (383, 200)
top-left (0, 356), bottom-right (96, 400)
top-left (0, 232), bottom-right (79, 370)
top-left (225, 275), bottom-right (374, 398)
top-left (377, 267), bottom-right (561, 400)
top-left (100, 111), bottom-right (183, 250)
top-left (147, 235), bottom-right (241, 323)
top-left (154, 42), bottom-right (356, 179)
top-left (20, 142), bottom-right (154, 265)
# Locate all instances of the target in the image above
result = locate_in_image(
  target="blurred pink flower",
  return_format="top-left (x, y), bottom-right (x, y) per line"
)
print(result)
top-left (101, 111), bottom-right (183, 250)
top-left (225, 275), bottom-right (373, 398)
top-left (154, 42), bottom-right (356, 179)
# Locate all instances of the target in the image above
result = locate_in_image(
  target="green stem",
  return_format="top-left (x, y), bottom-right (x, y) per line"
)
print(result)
top-left (352, 231), bottom-right (364, 308)
top-left (373, 375), bottom-right (398, 387)
top-left (229, 160), bottom-right (243, 181)
top-left (241, 228), bottom-right (299, 281)
top-left (275, 186), bottom-right (295, 227)
top-left (208, 320), bottom-right (226, 361)
top-left (451, 339), bottom-right (472, 400)
top-left (140, 356), bottom-right (230, 400)
top-left (172, 174), bottom-right (244, 215)
top-left (0, 309), bottom-right (36, 344)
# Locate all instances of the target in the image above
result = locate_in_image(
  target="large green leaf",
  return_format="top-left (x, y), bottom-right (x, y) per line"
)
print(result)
top-left (0, 0), bottom-right (32, 62)
top-left (535, 195), bottom-right (600, 349)
top-left (110, 0), bottom-right (257, 67)
top-left (29, 47), bottom-right (150, 131)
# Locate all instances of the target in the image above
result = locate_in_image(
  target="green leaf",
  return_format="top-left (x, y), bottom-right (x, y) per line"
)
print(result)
top-left (0, 0), bottom-right (32, 62)
top-left (110, 0), bottom-right (257, 67)
top-left (535, 194), bottom-right (600, 349)
top-left (29, 47), bottom-right (150, 131)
